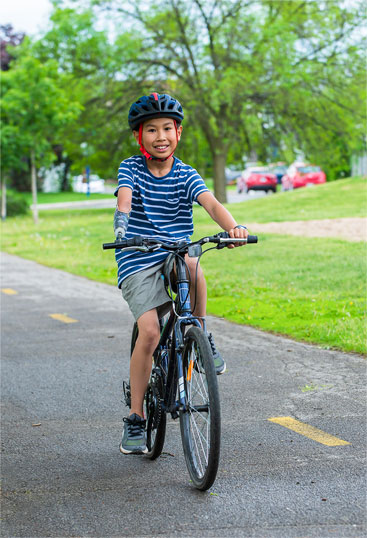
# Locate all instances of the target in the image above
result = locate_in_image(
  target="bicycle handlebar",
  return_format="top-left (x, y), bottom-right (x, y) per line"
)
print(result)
top-left (102, 232), bottom-right (258, 251)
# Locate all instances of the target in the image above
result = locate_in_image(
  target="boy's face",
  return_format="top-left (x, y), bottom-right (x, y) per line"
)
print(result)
top-left (133, 117), bottom-right (182, 159)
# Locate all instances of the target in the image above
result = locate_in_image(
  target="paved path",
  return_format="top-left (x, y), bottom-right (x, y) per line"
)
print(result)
top-left (32, 191), bottom-right (267, 211)
top-left (1, 253), bottom-right (366, 537)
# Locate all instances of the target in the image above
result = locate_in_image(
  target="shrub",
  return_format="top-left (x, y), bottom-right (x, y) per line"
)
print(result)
top-left (0, 190), bottom-right (29, 217)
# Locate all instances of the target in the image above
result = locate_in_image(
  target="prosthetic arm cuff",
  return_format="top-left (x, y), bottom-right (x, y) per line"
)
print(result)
top-left (114, 209), bottom-right (130, 238)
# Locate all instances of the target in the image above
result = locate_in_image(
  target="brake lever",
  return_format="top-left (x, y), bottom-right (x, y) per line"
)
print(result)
top-left (149, 243), bottom-right (162, 251)
top-left (121, 246), bottom-right (150, 252)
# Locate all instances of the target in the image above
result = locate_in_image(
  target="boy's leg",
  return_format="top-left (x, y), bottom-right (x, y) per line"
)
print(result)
top-left (184, 254), bottom-right (207, 319)
top-left (130, 308), bottom-right (160, 418)
top-left (120, 308), bottom-right (160, 455)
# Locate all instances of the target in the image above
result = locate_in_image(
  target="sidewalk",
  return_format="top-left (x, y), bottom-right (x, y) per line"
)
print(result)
top-left (31, 190), bottom-right (266, 211)
top-left (31, 198), bottom-right (116, 211)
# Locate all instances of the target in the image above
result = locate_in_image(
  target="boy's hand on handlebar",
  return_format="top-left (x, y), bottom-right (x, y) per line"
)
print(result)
top-left (228, 225), bottom-right (248, 248)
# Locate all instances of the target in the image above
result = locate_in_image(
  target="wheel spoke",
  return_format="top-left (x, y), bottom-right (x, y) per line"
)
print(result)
top-left (188, 408), bottom-right (210, 461)
top-left (185, 341), bottom-right (211, 474)
top-left (180, 327), bottom-right (220, 490)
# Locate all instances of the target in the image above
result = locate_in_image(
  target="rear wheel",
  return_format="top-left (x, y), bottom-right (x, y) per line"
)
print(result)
top-left (130, 322), bottom-right (167, 459)
top-left (179, 327), bottom-right (221, 490)
top-left (145, 369), bottom-right (166, 459)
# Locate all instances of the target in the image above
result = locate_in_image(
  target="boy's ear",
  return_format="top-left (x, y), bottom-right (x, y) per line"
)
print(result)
top-left (177, 124), bottom-right (183, 141)
top-left (132, 130), bottom-right (139, 144)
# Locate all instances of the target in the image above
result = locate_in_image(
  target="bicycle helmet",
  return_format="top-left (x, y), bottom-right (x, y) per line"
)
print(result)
top-left (128, 92), bottom-right (184, 162)
top-left (128, 92), bottom-right (184, 130)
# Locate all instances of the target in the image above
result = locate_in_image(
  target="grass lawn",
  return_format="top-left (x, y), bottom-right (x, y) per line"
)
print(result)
top-left (224, 176), bottom-right (366, 222)
top-left (20, 191), bottom-right (112, 204)
top-left (1, 176), bottom-right (366, 354)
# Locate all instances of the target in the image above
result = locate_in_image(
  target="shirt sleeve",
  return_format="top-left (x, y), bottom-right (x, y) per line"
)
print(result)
top-left (185, 168), bottom-right (209, 204)
top-left (114, 160), bottom-right (134, 197)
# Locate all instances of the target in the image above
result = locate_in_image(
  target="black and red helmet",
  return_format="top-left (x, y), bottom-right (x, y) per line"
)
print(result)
top-left (128, 92), bottom-right (184, 130)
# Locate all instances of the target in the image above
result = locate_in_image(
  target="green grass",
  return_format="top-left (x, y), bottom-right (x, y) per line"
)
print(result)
top-left (14, 190), bottom-right (112, 205)
top-left (223, 176), bottom-right (366, 222)
top-left (201, 234), bottom-right (366, 354)
top-left (1, 176), bottom-right (366, 354)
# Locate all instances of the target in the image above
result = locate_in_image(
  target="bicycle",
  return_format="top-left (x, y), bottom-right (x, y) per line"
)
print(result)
top-left (103, 231), bottom-right (258, 490)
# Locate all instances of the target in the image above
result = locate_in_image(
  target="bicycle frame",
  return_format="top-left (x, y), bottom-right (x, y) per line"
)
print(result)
top-left (102, 232), bottom-right (257, 417)
top-left (103, 231), bottom-right (257, 487)
top-left (155, 252), bottom-right (204, 417)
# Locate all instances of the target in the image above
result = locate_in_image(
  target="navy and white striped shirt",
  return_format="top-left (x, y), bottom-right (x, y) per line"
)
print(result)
top-left (114, 155), bottom-right (209, 287)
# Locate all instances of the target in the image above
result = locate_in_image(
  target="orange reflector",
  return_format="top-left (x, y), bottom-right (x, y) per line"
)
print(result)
top-left (187, 359), bottom-right (194, 381)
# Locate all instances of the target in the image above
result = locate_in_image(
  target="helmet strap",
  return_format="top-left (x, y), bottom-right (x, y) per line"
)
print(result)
top-left (138, 121), bottom-right (178, 162)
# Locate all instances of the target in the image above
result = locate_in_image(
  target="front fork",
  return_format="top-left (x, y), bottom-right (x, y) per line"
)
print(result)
top-left (169, 316), bottom-right (206, 416)
top-left (162, 254), bottom-right (208, 416)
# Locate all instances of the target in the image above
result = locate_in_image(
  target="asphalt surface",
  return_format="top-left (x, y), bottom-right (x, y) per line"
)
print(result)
top-left (1, 253), bottom-right (366, 537)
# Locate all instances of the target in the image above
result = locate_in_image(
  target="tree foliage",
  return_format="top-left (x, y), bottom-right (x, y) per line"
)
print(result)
top-left (1, 38), bottom-right (81, 219)
top-left (0, 24), bottom-right (25, 71)
top-left (91, 0), bottom-right (366, 198)
top-left (2, 0), bottom-right (366, 199)
top-left (31, 6), bottom-right (148, 179)
top-left (1, 41), bottom-right (81, 173)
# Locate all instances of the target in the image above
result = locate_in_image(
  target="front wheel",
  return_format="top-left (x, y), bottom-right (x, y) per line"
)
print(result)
top-left (179, 327), bottom-right (221, 490)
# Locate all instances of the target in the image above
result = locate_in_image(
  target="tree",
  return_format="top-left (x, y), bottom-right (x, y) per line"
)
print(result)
top-left (31, 6), bottom-right (149, 180)
top-left (91, 0), bottom-right (365, 201)
top-left (1, 40), bottom-right (81, 222)
top-left (0, 24), bottom-right (25, 71)
top-left (1, 25), bottom-right (26, 218)
top-left (7, 1), bottom-right (364, 200)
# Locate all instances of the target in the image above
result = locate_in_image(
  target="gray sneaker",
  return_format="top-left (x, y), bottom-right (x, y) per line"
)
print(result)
top-left (208, 333), bottom-right (226, 375)
top-left (119, 413), bottom-right (148, 454)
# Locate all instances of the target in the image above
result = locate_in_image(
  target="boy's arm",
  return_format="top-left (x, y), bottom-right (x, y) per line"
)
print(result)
top-left (114, 187), bottom-right (132, 238)
top-left (196, 191), bottom-right (248, 247)
top-left (117, 186), bottom-right (132, 212)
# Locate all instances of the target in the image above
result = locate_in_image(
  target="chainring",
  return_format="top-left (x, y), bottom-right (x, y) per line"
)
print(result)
top-left (148, 378), bottom-right (163, 430)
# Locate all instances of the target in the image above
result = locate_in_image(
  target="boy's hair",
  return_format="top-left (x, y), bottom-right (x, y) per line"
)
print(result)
top-left (128, 92), bottom-right (184, 131)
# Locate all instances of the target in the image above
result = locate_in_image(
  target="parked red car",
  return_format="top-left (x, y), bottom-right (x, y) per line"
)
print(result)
top-left (281, 163), bottom-right (326, 190)
top-left (237, 167), bottom-right (278, 194)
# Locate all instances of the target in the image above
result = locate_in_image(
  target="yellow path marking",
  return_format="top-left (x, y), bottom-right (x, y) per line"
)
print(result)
top-left (268, 416), bottom-right (350, 446)
top-left (49, 313), bottom-right (78, 324)
top-left (1, 288), bottom-right (18, 295)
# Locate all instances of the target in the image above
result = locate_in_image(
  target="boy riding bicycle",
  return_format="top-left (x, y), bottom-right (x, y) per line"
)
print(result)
top-left (114, 92), bottom-right (248, 454)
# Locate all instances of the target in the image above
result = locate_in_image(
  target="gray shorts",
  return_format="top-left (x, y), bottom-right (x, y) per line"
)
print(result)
top-left (121, 258), bottom-right (174, 321)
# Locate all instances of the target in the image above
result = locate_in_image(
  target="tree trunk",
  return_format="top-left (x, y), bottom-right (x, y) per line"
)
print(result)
top-left (30, 149), bottom-right (38, 224)
top-left (1, 177), bottom-right (6, 221)
top-left (212, 151), bottom-right (228, 203)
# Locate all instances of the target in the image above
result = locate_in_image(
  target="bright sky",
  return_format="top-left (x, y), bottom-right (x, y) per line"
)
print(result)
top-left (0, 0), bottom-right (53, 36)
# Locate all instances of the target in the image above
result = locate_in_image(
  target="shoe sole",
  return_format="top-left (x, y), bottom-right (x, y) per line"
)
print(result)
top-left (216, 362), bottom-right (227, 375)
top-left (119, 444), bottom-right (148, 455)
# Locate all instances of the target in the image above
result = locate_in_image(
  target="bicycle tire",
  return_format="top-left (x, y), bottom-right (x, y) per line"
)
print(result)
top-left (130, 322), bottom-right (167, 459)
top-left (130, 322), bottom-right (139, 356)
top-left (179, 326), bottom-right (221, 490)
top-left (145, 369), bottom-right (166, 459)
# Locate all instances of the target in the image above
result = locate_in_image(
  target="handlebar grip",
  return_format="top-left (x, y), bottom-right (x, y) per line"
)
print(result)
top-left (102, 236), bottom-right (143, 250)
top-left (216, 231), bottom-right (258, 243)
top-left (103, 240), bottom-right (127, 250)
top-left (247, 235), bottom-right (258, 243)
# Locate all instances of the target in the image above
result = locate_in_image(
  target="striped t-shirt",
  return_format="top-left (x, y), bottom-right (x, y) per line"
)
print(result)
top-left (114, 155), bottom-right (209, 287)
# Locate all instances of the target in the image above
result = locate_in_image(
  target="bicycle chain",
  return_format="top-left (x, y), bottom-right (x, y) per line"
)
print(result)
top-left (150, 378), bottom-right (163, 429)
